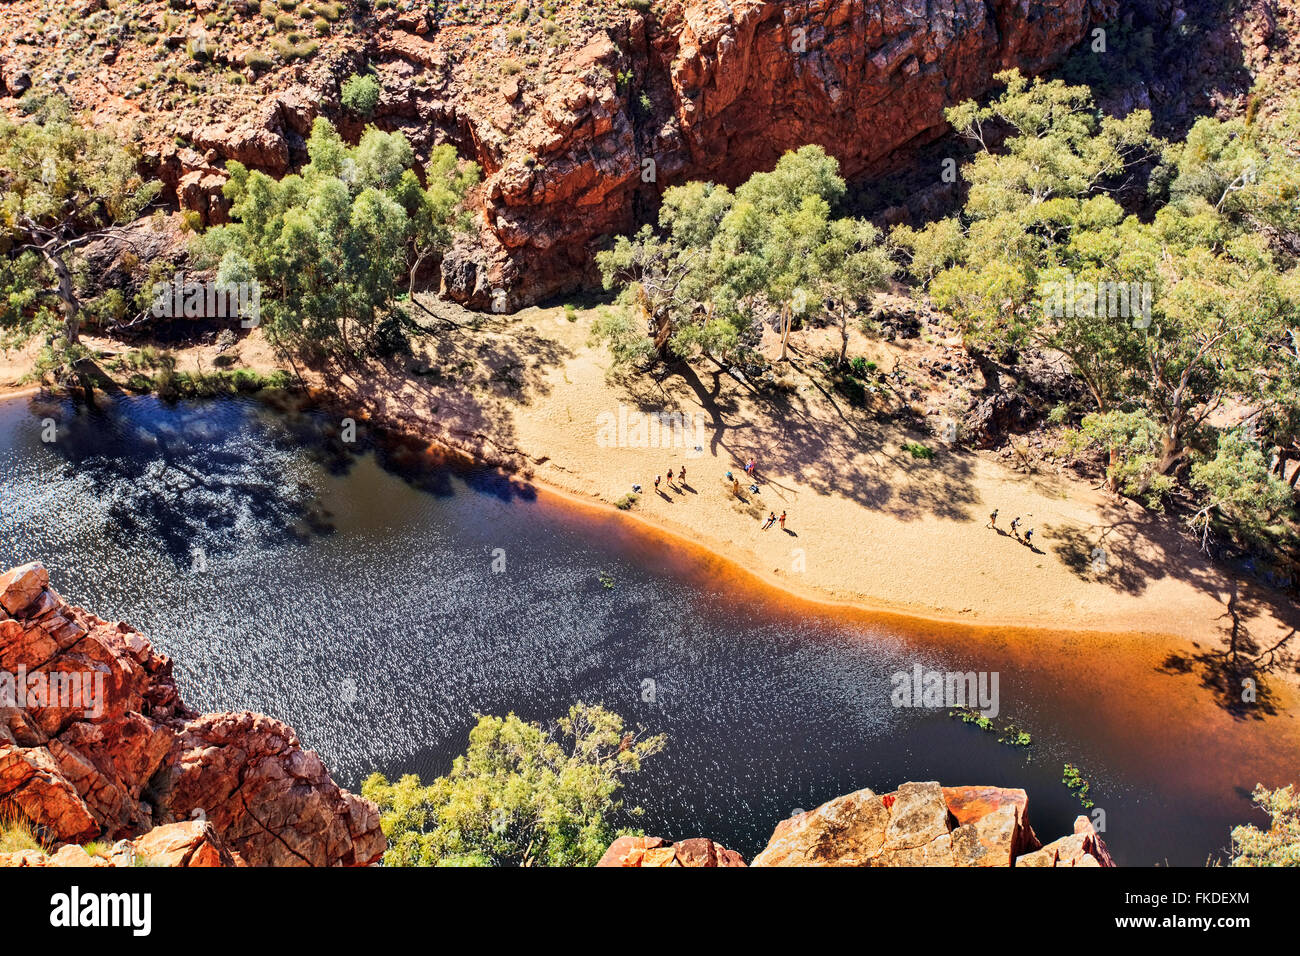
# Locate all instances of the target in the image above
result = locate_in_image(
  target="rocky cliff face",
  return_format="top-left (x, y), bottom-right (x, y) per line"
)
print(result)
top-left (395, 0), bottom-right (1118, 309)
top-left (0, 562), bottom-right (383, 867)
top-left (0, 0), bottom-right (1112, 310)
top-left (599, 781), bottom-right (1115, 866)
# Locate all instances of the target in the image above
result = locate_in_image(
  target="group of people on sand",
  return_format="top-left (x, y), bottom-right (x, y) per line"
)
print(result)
top-left (633, 465), bottom-right (690, 497)
top-left (654, 465), bottom-right (688, 492)
top-left (987, 509), bottom-right (1034, 548)
top-left (726, 456), bottom-right (760, 497)
top-left (630, 454), bottom-right (790, 533)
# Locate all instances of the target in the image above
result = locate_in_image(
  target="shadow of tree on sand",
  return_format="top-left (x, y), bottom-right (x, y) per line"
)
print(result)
top-left (1047, 508), bottom-right (1300, 717)
top-left (319, 304), bottom-right (574, 479)
top-left (1157, 584), bottom-right (1298, 720)
top-left (662, 354), bottom-right (981, 522)
top-left (1047, 509), bottom-right (1225, 599)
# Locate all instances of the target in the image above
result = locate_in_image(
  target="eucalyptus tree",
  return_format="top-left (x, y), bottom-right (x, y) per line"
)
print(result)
top-left (0, 97), bottom-right (160, 381)
top-left (362, 703), bottom-right (664, 867)
top-left (198, 118), bottom-right (478, 358)
top-left (596, 145), bottom-right (889, 367)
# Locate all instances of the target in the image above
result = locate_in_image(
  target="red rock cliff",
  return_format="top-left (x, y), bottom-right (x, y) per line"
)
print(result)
top-left (423, 0), bottom-right (1117, 308)
top-left (0, 562), bottom-right (384, 867)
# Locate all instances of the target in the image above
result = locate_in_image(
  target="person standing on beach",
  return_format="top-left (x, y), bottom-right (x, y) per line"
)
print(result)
top-left (762, 512), bottom-right (776, 530)
top-left (655, 475), bottom-right (661, 492)
top-left (732, 477), bottom-right (741, 496)
top-left (1024, 528), bottom-right (1034, 548)
top-left (1010, 516), bottom-right (1020, 538)
top-left (667, 467), bottom-right (675, 488)
top-left (988, 509), bottom-right (998, 530)
top-left (678, 465), bottom-right (686, 485)
top-left (778, 511), bottom-right (786, 530)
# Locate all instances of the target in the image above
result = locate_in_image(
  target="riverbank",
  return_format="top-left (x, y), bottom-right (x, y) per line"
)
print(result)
top-left (6, 303), bottom-right (1299, 695)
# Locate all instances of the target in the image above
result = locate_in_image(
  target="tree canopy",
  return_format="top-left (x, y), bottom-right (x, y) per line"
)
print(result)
top-left (0, 96), bottom-right (161, 382)
top-left (895, 71), bottom-right (1300, 546)
top-left (361, 703), bottom-right (664, 867)
top-left (595, 145), bottom-right (890, 368)
top-left (197, 117), bottom-right (479, 359)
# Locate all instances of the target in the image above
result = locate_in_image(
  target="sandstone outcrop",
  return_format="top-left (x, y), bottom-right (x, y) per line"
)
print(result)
top-left (0, 562), bottom-right (383, 867)
top-left (597, 835), bottom-right (745, 867)
top-left (426, 0), bottom-right (1117, 309)
top-left (0, 820), bottom-right (242, 868)
top-left (604, 781), bottom-right (1114, 867)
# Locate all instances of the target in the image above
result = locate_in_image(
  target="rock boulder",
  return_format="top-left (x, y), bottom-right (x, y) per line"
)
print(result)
top-left (0, 563), bottom-right (383, 867)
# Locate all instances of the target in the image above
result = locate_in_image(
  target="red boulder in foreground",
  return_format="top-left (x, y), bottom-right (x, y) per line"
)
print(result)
top-left (601, 781), bottom-right (1114, 867)
top-left (0, 562), bottom-right (384, 867)
top-left (597, 835), bottom-right (745, 868)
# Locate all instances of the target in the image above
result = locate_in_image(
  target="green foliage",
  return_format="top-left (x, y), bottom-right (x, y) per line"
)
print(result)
top-left (1157, 107), bottom-right (1300, 245)
top-left (1071, 409), bottom-right (1173, 505)
top-left (921, 69), bottom-right (1159, 355)
top-left (0, 96), bottom-right (161, 381)
top-left (908, 70), bottom-right (1300, 549)
top-left (587, 303), bottom-right (656, 371)
top-left (949, 707), bottom-right (993, 731)
top-left (362, 703), bottom-right (665, 867)
top-left (1231, 784), bottom-right (1300, 866)
top-left (949, 708), bottom-right (1032, 747)
top-left (902, 441), bottom-right (934, 460)
top-left (197, 119), bottom-right (477, 359)
top-left (595, 145), bottom-right (890, 367)
top-left (613, 492), bottom-right (638, 510)
top-left (1189, 430), bottom-right (1293, 546)
top-left (341, 72), bottom-right (382, 116)
top-left (1062, 763), bottom-right (1094, 809)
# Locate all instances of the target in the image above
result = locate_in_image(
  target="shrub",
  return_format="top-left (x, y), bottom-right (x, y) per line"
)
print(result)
top-left (1230, 785), bottom-right (1300, 866)
top-left (340, 72), bottom-right (381, 116)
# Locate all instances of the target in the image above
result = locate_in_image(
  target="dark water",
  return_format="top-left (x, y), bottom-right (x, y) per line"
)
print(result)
top-left (1, 394), bottom-right (1291, 865)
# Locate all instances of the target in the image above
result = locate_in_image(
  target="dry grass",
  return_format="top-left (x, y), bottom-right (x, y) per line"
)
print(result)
top-left (0, 804), bottom-right (49, 856)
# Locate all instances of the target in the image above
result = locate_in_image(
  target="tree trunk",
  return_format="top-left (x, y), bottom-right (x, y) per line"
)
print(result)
top-left (1155, 421), bottom-right (1182, 475)
top-left (837, 306), bottom-right (849, 368)
top-left (653, 311), bottom-right (674, 356)
top-left (45, 247), bottom-right (80, 346)
top-left (779, 303), bottom-right (791, 361)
